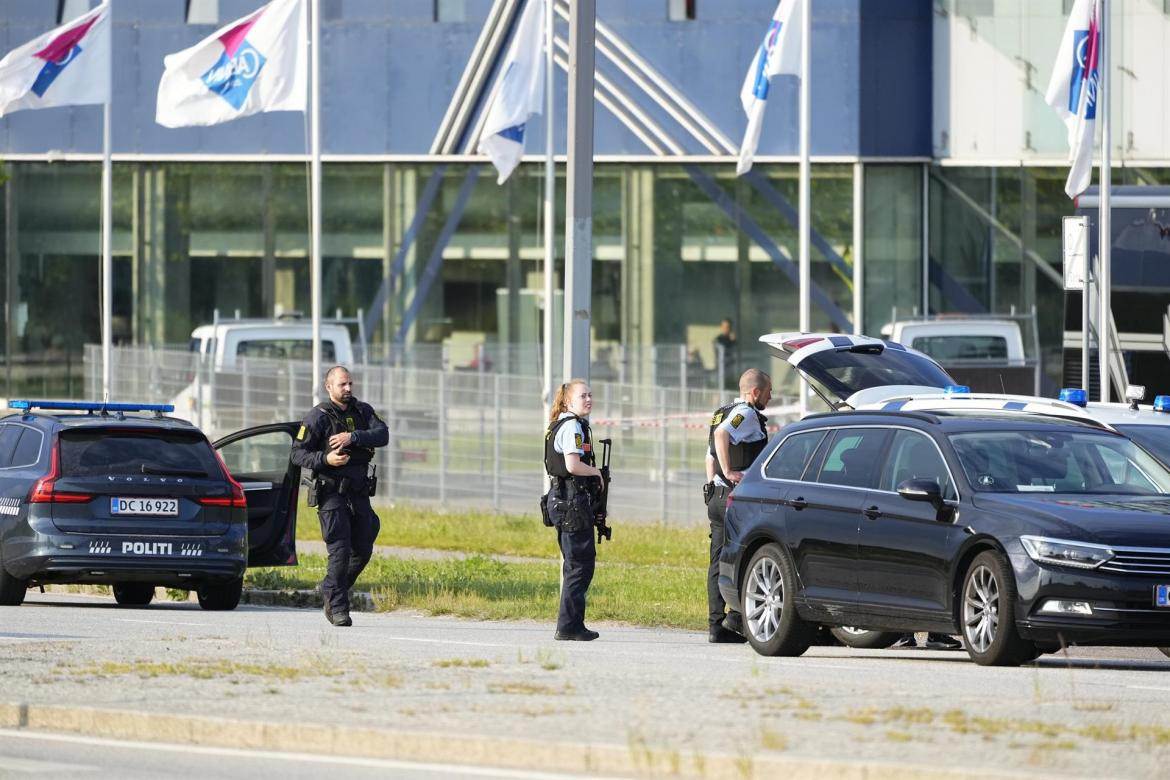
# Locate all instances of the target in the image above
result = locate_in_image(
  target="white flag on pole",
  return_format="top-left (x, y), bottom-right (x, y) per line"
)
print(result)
top-left (1045, 0), bottom-right (1101, 199)
top-left (736, 0), bottom-right (801, 176)
top-left (156, 0), bottom-right (306, 128)
top-left (0, 3), bottom-right (110, 118)
top-left (478, 0), bottom-right (545, 184)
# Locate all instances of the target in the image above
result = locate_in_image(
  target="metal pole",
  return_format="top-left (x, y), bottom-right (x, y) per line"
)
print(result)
top-left (438, 369), bottom-right (447, 505)
top-left (852, 161), bottom-right (863, 335)
top-left (1082, 264), bottom-right (1090, 393)
top-left (310, 0), bottom-right (323, 404)
top-left (101, 62), bottom-right (113, 401)
top-left (1097, 0), bottom-right (1111, 403)
top-left (797, 0), bottom-right (811, 414)
top-left (658, 416), bottom-right (667, 523)
top-left (542, 0), bottom-right (556, 419)
top-left (562, 0), bottom-right (595, 381)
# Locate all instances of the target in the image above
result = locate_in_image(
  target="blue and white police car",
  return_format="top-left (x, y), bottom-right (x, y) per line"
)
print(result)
top-left (0, 401), bottom-right (302, 610)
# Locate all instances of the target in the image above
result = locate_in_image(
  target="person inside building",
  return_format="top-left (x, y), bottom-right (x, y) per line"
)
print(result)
top-left (704, 368), bottom-right (771, 643)
top-left (543, 379), bottom-right (604, 641)
top-left (713, 318), bottom-right (738, 390)
top-left (290, 366), bottom-right (389, 627)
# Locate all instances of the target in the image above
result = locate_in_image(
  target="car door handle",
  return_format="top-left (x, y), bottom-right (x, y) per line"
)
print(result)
top-left (863, 505), bottom-right (882, 519)
top-left (788, 497), bottom-right (808, 510)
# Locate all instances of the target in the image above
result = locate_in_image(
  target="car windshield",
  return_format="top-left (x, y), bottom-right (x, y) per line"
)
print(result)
top-left (798, 347), bottom-right (954, 404)
top-left (1115, 424), bottom-right (1170, 470)
top-left (949, 429), bottom-right (1170, 495)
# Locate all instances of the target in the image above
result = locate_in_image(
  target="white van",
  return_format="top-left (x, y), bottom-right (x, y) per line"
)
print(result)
top-left (187, 320), bottom-right (355, 371)
top-left (881, 318), bottom-right (1026, 365)
top-left (173, 320), bottom-right (356, 431)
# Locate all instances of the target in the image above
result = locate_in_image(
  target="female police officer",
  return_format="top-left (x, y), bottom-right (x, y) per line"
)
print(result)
top-left (543, 379), bottom-right (603, 641)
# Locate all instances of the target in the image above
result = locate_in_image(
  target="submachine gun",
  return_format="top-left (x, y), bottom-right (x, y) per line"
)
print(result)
top-left (593, 438), bottom-right (613, 543)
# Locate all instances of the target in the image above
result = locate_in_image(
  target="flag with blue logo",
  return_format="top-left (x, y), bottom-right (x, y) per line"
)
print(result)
top-left (156, 0), bottom-right (306, 128)
top-left (1045, 0), bottom-right (1101, 199)
top-left (0, 3), bottom-right (110, 118)
top-left (736, 0), bottom-right (801, 176)
top-left (478, 0), bottom-right (545, 184)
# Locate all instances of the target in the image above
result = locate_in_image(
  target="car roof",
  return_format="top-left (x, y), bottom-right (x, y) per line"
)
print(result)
top-left (5, 412), bottom-right (200, 431)
top-left (793, 409), bottom-right (1116, 435)
top-left (856, 391), bottom-right (1110, 429)
top-left (1085, 402), bottom-right (1170, 428)
top-left (191, 320), bottom-right (350, 337)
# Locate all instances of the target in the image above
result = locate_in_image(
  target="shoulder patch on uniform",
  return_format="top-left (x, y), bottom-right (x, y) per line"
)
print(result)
top-left (296, 425), bottom-right (307, 441)
top-left (730, 414), bottom-right (745, 429)
top-left (574, 433), bottom-right (583, 449)
top-left (711, 411), bottom-right (725, 426)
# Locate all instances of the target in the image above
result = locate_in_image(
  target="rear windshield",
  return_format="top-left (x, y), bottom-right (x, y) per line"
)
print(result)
top-left (59, 430), bottom-right (219, 478)
top-left (800, 348), bottom-right (954, 404)
top-left (910, 335), bottom-right (1008, 362)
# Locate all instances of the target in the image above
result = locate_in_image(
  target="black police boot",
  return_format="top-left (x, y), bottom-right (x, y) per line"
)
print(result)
top-left (709, 626), bottom-right (748, 644)
top-left (330, 611), bottom-right (353, 627)
top-left (554, 628), bottom-right (599, 641)
top-left (721, 611), bottom-right (744, 636)
top-left (923, 633), bottom-right (962, 650)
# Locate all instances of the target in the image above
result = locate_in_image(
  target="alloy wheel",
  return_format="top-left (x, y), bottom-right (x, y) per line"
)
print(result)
top-left (744, 555), bottom-right (784, 643)
top-left (963, 563), bottom-right (999, 654)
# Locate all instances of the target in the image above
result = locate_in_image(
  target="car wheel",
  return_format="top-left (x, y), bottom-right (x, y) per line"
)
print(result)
top-left (830, 626), bottom-right (902, 650)
top-left (0, 558), bottom-right (27, 607)
top-left (112, 582), bottom-right (155, 607)
top-left (960, 550), bottom-right (1033, 666)
top-left (741, 543), bottom-right (813, 657)
top-left (197, 578), bottom-right (242, 611)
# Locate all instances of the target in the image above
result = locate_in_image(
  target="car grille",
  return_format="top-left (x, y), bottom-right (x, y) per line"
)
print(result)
top-left (1098, 547), bottom-right (1170, 576)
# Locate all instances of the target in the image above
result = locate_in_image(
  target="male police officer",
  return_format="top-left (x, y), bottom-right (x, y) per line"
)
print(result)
top-left (704, 368), bottom-right (771, 643)
top-left (290, 366), bottom-right (388, 627)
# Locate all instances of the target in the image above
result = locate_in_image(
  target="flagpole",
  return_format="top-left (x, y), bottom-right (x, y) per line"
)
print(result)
top-left (1097, 0), bottom-right (1111, 403)
top-left (542, 0), bottom-right (555, 421)
top-left (797, 0), bottom-right (810, 414)
top-left (309, 0), bottom-right (323, 404)
top-left (100, 4), bottom-right (113, 402)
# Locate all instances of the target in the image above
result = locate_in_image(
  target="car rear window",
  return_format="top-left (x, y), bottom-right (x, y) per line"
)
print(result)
top-left (910, 335), bottom-right (1008, 361)
top-left (59, 429), bottom-right (220, 478)
top-left (237, 339), bottom-right (336, 361)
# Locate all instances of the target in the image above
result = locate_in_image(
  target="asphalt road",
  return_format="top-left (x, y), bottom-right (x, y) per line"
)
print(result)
top-left (1, 593), bottom-right (1169, 778)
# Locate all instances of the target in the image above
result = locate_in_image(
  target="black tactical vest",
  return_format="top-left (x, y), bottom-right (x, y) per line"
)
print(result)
top-left (317, 400), bottom-right (375, 465)
top-left (544, 414), bottom-right (594, 478)
top-left (707, 402), bottom-right (768, 481)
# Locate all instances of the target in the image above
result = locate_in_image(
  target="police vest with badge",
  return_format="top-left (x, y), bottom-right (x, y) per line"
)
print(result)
top-left (541, 414), bottom-right (613, 540)
top-left (293, 399), bottom-right (385, 504)
top-left (706, 400), bottom-right (768, 495)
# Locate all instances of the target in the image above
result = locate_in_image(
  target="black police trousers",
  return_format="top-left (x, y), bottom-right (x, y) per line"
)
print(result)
top-left (706, 483), bottom-right (740, 630)
top-left (547, 493), bottom-right (595, 634)
top-left (318, 489), bottom-right (380, 615)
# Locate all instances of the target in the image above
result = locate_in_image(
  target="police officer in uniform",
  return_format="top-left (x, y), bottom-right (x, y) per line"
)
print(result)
top-left (704, 368), bottom-right (771, 643)
top-left (543, 379), bottom-right (603, 641)
top-left (290, 366), bottom-right (388, 627)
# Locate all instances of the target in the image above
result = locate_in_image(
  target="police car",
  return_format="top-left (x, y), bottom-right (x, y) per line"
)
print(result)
top-left (0, 401), bottom-right (302, 610)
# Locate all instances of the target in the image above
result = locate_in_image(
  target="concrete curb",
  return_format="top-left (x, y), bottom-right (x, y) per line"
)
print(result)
top-left (0, 701), bottom-right (1055, 780)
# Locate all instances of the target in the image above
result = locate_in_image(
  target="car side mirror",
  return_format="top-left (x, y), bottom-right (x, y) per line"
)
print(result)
top-left (897, 478), bottom-right (949, 517)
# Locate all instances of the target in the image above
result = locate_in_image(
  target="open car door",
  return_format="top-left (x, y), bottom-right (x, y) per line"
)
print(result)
top-left (760, 333), bottom-right (956, 409)
top-left (213, 422), bottom-right (300, 568)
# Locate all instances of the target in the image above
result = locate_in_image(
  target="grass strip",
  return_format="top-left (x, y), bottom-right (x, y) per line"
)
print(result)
top-left (294, 503), bottom-right (709, 568)
top-left (247, 553), bottom-right (707, 630)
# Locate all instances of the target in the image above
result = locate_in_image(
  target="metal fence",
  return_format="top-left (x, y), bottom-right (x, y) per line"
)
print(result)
top-left (84, 345), bottom-right (798, 526)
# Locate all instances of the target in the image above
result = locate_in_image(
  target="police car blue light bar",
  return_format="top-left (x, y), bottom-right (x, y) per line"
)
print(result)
top-left (1058, 388), bottom-right (1088, 407)
top-left (1154, 395), bottom-right (1170, 413)
top-left (943, 385), bottom-right (970, 395)
top-left (8, 400), bottom-right (175, 414)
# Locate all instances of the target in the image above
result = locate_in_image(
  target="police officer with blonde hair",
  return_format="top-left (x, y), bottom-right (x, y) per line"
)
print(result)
top-left (704, 368), bottom-right (771, 642)
top-left (543, 379), bottom-right (603, 641)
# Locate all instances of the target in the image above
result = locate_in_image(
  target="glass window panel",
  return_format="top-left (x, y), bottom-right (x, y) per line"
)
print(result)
top-left (816, 428), bottom-right (889, 489)
top-left (765, 430), bottom-right (826, 481)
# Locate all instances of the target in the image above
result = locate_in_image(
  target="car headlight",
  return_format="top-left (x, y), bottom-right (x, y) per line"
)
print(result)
top-left (1019, 536), bottom-right (1113, 570)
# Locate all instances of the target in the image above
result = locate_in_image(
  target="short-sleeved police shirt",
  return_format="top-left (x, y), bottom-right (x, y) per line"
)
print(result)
top-left (552, 412), bottom-right (587, 457)
top-left (711, 400), bottom-right (766, 487)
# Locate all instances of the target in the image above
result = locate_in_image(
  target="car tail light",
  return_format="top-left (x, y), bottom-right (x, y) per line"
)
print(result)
top-left (725, 493), bottom-right (735, 512)
top-left (28, 440), bottom-right (92, 504)
top-left (782, 337), bottom-right (822, 352)
top-left (201, 446), bottom-right (247, 508)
